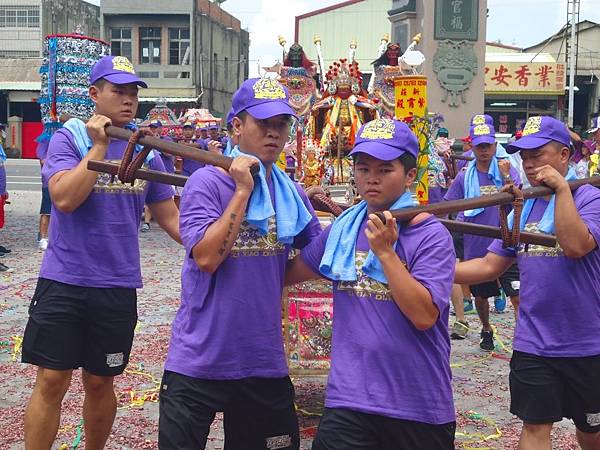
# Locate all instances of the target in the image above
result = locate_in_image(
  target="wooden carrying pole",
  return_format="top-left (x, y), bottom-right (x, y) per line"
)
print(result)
top-left (88, 160), bottom-right (187, 187)
top-left (388, 176), bottom-right (600, 222)
top-left (438, 219), bottom-right (556, 248)
top-left (103, 125), bottom-right (236, 171)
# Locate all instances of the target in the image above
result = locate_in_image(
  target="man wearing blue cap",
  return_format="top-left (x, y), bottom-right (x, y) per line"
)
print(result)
top-left (180, 121), bottom-right (207, 177)
top-left (444, 121), bottom-right (521, 350)
top-left (285, 118), bottom-right (456, 449)
top-left (198, 125), bottom-right (209, 142)
top-left (159, 77), bottom-right (321, 449)
top-left (456, 115), bottom-right (600, 449)
top-left (21, 55), bottom-right (180, 449)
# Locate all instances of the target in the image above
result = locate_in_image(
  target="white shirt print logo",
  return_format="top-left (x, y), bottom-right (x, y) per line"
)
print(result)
top-left (106, 352), bottom-right (124, 368)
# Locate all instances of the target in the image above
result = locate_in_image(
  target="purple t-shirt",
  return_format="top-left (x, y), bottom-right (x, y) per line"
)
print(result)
top-left (444, 167), bottom-right (520, 260)
top-left (428, 186), bottom-right (447, 205)
top-left (456, 149), bottom-right (473, 172)
top-left (165, 165), bottom-right (321, 379)
top-left (158, 137), bottom-right (175, 175)
top-left (181, 141), bottom-right (208, 177)
top-left (39, 128), bottom-right (175, 288)
top-left (36, 140), bottom-right (50, 188)
top-left (36, 140), bottom-right (49, 161)
top-left (301, 215), bottom-right (456, 424)
top-left (0, 163), bottom-right (6, 195)
top-left (489, 185), bottom-right (600, 357)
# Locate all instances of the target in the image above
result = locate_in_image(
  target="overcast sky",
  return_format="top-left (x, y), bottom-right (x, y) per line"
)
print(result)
top-left (220, 0), bottom-right (600, 75)
top-left (86, 0), bottom-right (600, 76)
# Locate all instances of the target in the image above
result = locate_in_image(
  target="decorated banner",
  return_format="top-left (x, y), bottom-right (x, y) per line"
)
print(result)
top-left (37, 33), bottom-right (110, 142)
top-left (284, 280), bottom-right (333, 373)
top-left (484, 62), bottom-right (566, 95)
top-left (394, 76), bottom-right (428, 119)
top-left (395, 76), bottom-right (429, 204)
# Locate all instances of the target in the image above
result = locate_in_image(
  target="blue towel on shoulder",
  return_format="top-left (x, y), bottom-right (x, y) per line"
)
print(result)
top-left (320, 191), bottom-right (416, 283)
top-left (508, 167), bottom-right (577, 234)
top-left (463, 156), bottom-right (503, 217)
top-left (222, 139), bottom-right (233, 157)
top-left (229, 146), bottom-right (313, 244)
top-left (0, 144), bottom-right (6, 162)
top-left (63, 118), bottom-right (153, 162)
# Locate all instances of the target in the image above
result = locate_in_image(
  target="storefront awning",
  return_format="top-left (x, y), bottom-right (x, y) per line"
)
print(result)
top-left (485, 53), bottom-right (565, 96)
top-left (0, 81), bottom-right (41, 91)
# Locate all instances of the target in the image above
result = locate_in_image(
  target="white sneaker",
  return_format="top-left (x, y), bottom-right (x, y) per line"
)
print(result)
top-left (38, 238), bottom-right (48, 251)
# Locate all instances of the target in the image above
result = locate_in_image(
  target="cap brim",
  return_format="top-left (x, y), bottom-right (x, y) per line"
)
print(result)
top-left (471, 135), bottom-right (496, 146)
top-left (506, 136), bottom-right (552, 153)
top-left (102, 73), bottom-right (148, 88)
top-left (245, 101), bottom-right (298, 120)
top-left (349, 141), bottom-right (407, 161)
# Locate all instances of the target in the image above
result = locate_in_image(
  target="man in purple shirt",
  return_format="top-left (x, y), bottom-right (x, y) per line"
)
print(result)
top-left (36, 139), bottom-right (51, 250)
top-left (455, 116), bottom-right (600, 450)
top-left (141, 119), bottom-right (174, 232)
top-left (180, 121), bottom-right (209, 177)
top-left (21, 55), bottom-right (180, 449)
top-left (159, 78), bottom-right (321, 449)
top-left (285, 118), bottom-right (456, 449)
top-left (444, 120), bottom-right (521, 351)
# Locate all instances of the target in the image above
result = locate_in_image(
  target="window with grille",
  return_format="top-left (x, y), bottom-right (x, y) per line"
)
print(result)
top-left (0, 6), bottom-right (39, 28)
top-left (140, 27), bottom-right (161, 65)
top-left (169, 28), bottom-right (190, 65)
top-left (110, 28), bottom-right (132, 60)
top-left (0, 49), bottom-right (39, 58)
top-left (138, 71), bottom-right (159, 78)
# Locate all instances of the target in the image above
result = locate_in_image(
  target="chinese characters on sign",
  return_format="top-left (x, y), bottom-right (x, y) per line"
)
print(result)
top-left (434, 0), bottom-right (478, 41)
top-left (394, 76), bottom-right (428, 119)
top-left (394, 76), bottom-right (429, 204)
top-left (484, 62), bottom-right (566, 94)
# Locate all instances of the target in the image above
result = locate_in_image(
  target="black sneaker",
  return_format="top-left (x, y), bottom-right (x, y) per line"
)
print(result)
top-left (0, 246), bottom-right (11, 254)
top-left (480, 329), bottom-right (495, 352)
top-left (0, 262), bottom-right (13, 272)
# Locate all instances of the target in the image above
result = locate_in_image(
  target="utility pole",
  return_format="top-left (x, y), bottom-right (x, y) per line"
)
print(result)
top-left (566, 0), bottom-right (580, 128)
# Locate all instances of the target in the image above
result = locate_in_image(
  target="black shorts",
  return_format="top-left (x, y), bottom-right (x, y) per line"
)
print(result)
top-left (451, 231), bottom-right (464, 260)
top-left (510, 350), bottom-right (600, 433)
top-left (470, 263), bottom-right (520, 298)
top-left (311, 408), bottom-right (456, 450)
top-left (22, 278), bottom-right (137, 376)
top-left (159, 370), bottom-right (300, 450)
top-left (40, 187), bottom-right (51, 215)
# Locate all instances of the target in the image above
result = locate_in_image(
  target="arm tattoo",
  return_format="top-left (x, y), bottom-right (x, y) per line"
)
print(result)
top-left (217, 213), bottom-right (239, 256)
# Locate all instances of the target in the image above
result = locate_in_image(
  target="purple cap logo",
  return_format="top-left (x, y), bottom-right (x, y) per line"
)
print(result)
top-left (471, 114), bottom-right (494, 126)
top-left (506, 116), bottom-right (570, 153)
top-left (112, 56), bottom-right (135, 74)
top-left (359, 119), bottom-right (395, 140)
top-left (349, 118), bottom-right (419, 161)
top-left (253, 78), bottom-right (286, 100)
top-left (522, 116), bottom-right (542, 137)
top-left (90, 55), bottom-right (147, 88)
top-left (470, 123), bottom-right (496, 147)
top-left (231, 78), bottom-right (296, 120)
top-left (473, 124), bottom-right (492, 136)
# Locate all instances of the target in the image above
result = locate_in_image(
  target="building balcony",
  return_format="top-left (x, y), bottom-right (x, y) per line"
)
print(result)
top-left (135, 64), bottom-right (193, 88)
top-left (102, 0), bottom-right (192, 15)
